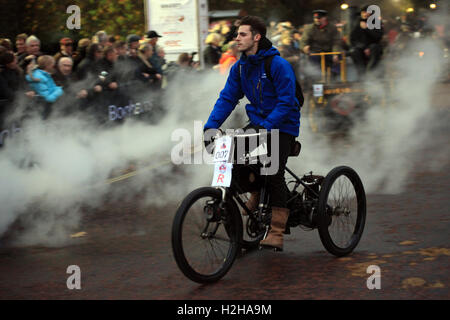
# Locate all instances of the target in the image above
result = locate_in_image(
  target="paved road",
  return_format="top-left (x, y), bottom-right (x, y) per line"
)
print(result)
top-left (0, 89), bottom-right (449, 301)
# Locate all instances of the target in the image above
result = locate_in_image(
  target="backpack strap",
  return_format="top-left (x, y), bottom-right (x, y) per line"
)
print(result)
top-left (264, 55), bottom-right (275, 82)
top-left (264, 55), bottom-right (304, 108)
top-left (240, 56), bottom-right (304, 108)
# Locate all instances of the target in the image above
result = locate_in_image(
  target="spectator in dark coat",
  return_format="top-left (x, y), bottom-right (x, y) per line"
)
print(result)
top-left (72, 38), bottom-right (91, 71)
top-left (0, 39), bottom-right (13, 51)
top-left (146, 31), bottom-right (165, 75)
top-left (14, 33), bottom-right (28, 57)
top-left (75, 43), bottom-right (103, 81)
top-left (18, 35), bottom-right (43, 71)
top-left (349, 7), bottom-right (384, 78)
top-left (52, 57), bottom-right (94, 116)
top-left (95, 45), bottom-right (119, 91)
top-left (135, 43), bottom-right (161, 88)
top-left (0, 52), bottom-right (24, 121)
top-left (53, 57), bottom-right (74, 89)
top-left (126, 34), bottom-right (141, 51)
top-left (149, 46), bottom-right (166, 75)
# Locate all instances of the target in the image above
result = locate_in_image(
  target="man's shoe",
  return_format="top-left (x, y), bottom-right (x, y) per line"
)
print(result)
top-left (260, 207), bottom-right (289, 251)
top-left (241, 191), bottom-right (259, 216)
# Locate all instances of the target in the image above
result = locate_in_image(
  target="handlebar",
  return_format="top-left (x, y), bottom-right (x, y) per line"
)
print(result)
top-left (205, 128), bottom-right (271, 143)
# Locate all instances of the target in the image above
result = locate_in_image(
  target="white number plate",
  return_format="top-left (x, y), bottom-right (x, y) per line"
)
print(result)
top-left (213, 136), bottom-right (233, 163)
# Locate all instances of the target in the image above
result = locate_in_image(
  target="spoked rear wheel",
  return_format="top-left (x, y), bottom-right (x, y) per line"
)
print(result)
top-left (171, 187), bottom-right (242, 283)
top-left (317, 166), bottom-right (366, 257)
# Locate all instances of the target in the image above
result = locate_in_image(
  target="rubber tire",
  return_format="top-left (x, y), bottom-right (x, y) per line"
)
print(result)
top-left (317, 166), bottom-right (366, 257)
top-left (171, 187), bottom-right (242, 283)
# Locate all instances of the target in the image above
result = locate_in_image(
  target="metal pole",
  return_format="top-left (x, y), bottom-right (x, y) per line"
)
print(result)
top-left (143, 0), bottom-right (149, 32)
top-left (195, 0), bottom-right (202, 68)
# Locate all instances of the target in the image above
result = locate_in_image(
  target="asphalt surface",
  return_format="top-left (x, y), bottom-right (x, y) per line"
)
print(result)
top-left (0, 85), bottom-right (449, 301)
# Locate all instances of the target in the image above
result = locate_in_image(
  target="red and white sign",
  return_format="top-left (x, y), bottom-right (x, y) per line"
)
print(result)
top-left (313, 84), bottom-right (324, 97)
top-left (146, 0), bottom-right (209, 62)
top-left (211, 162), bottom-right (233, 187)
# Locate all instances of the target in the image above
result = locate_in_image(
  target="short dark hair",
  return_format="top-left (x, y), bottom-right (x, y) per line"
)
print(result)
top-left (86, 43), bottom-right (103, 59)
top-left (16, 33), bottom-right (28, 42)
top-left (0, 39), bottom-right (12, 50)
top-left (0, 52), bottom-right (15, 66)
top-left (178, 52), bottom-right (191, 64)
top-left (239, 16), bottom-right (267, 37)
top-left (103, 45), bottom-right (115, 56)
top-left (114, 41), bottom-right (126, 49)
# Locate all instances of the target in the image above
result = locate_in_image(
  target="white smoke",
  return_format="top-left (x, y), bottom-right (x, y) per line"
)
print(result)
top-left (0, 69), bottom-right (230, 246)
top-left (290, 36), bottom-right (448, 194)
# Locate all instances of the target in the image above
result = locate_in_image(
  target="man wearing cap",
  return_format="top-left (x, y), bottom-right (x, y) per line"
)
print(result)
top-left (126, 34), bottom-right (141, 51)
top-left (300, 10), bottom-right (342, 68)
top-left (54, 37), bottom-right (74, 63)
top-left (146, 30), bottom-right (162, 42)
top-left (145, 31), bottom-right (164, 77)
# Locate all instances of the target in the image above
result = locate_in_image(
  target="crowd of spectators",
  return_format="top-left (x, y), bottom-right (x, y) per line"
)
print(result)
top-left (0, 29), bottom-right (195, 127)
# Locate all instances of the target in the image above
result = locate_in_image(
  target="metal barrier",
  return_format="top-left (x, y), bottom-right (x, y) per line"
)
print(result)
top-left (309, 52), bottom-right (347, 83)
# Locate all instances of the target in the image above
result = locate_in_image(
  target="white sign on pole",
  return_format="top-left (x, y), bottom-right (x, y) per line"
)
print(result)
top-left (146, 0), bottom-right (209, 63)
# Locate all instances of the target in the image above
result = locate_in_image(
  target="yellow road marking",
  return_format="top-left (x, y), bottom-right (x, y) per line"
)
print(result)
top-left (399, 240), bottom-right (419, 246)
top-left (428, 281), bottom-right (445, 288)
top-left (106, 159), bottom-right (173, 185)
top-left (71, 232), bottom-right (87, 238)
top-left (105, 143), bottom-right (204, 185)
top-left (401, 277), bottom-right (426, 289)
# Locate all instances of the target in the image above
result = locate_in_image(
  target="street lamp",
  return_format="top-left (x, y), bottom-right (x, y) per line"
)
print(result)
top-left (341, 3), bottom-right (349, 10)
top-left (430, 3), bottom-right (437, 9)
top-left (406, 7), bottom-right (414, 13)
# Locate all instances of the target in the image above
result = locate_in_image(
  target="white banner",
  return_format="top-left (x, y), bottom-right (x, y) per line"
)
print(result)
top-left (146, 0), bottom-right (205, 56)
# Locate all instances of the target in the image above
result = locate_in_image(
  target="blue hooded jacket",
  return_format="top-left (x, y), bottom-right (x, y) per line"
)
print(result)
top-left (204, 44), bottom-right (300, 137)
top-left (25, 69), bottom-right (63, 103)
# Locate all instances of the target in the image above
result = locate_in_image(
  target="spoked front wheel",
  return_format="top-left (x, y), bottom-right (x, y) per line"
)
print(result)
top-left (317, 166), bottom-right (366, 257)
top-left (171, 187), bottom-right (242, 283)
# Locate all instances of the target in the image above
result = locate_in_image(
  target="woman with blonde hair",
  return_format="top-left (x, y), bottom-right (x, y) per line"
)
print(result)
top-left (25, 55), bottom-right (63, 118)
top-left (25, 55), bottom-right (63, 102)
top-left (135, 42), bottom-right (161, 87)
top-left (203, 32), bottom-right (223, 68)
